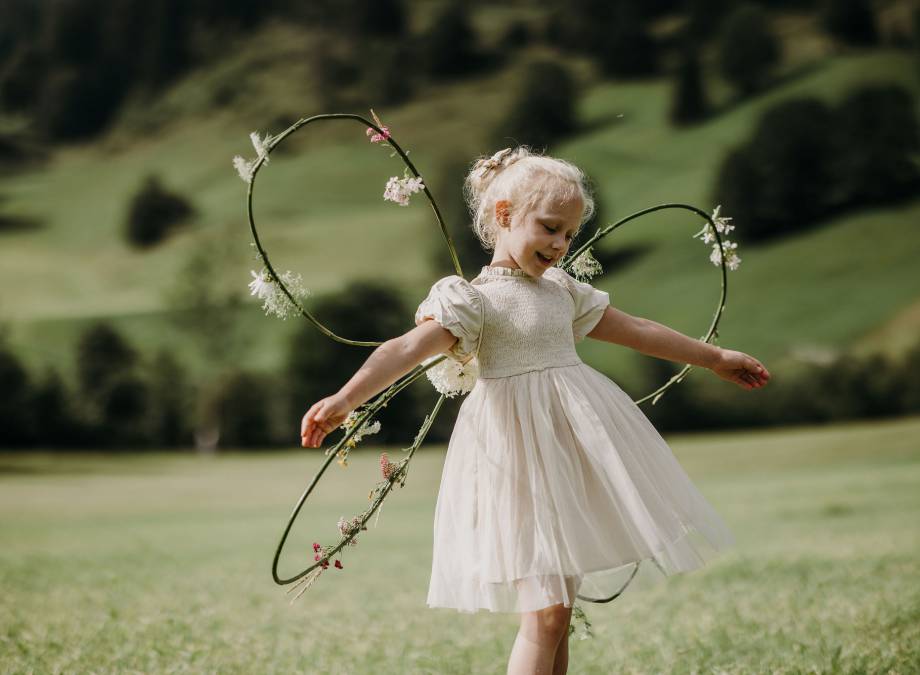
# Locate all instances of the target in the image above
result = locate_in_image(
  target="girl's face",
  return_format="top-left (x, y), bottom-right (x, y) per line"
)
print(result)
top-left (491, 192), bottom-right (583, 277)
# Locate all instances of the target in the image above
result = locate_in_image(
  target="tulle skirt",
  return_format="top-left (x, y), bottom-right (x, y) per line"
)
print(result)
top-left (426, 362), bottom-right (736, 614)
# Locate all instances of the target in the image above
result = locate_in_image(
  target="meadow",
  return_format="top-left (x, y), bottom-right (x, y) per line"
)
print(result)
top-left (1, 414), bottom-right (918, 674)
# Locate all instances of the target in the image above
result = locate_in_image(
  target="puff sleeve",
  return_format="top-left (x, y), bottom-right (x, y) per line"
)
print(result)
top-left (547, 267), bottom-right (611, 343)
top-left (414, 275), bottom-right (484, 364)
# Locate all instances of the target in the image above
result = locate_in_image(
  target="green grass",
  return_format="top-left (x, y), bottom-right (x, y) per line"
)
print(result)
top-left (1, 32), bottom-right (919, 391)
top-left (1, 415), bottom-right (918, 673)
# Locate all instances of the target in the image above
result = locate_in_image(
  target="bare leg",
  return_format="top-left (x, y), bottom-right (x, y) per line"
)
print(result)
top-left (507, 603), bottom-right (572, 675)
top-left (552, 623), bottom-right (570, 675)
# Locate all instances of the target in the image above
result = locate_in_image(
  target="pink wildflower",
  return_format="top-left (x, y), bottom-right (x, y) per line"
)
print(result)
top-left (366, 126), bottom-right (390, 143)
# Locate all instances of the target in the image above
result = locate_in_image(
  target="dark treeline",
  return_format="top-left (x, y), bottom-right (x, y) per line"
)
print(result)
top-left (713, 83), bottom-right (919, 243)
top-left (2, 304), bottom-right (919, 451)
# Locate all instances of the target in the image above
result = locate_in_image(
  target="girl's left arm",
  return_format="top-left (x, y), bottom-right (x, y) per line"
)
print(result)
top-left (585, 307), bottom-right (771, 390)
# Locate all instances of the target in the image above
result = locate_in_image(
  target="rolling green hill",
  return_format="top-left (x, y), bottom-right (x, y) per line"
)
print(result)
top-left (0, 16), bottom-right (917, 393)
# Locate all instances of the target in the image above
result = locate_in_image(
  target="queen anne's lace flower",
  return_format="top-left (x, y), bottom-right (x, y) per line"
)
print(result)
top-left (383, 175), bottom-right (425, 206)
top-left (248, 268), bottom-right (311, 320)
top-left (423, 354), bottom-right (479, 398)
top-left (568, 246), bottom-right (603, 282)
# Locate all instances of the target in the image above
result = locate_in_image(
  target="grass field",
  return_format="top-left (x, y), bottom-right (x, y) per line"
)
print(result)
top-left (1, 415), bottom-right (918, 673)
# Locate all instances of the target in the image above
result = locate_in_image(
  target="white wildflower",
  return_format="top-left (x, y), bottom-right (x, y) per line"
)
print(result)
top-left (694, 206), bottom-right (741, 270)
top-left (709, 240), bottom-right (741, 271)
top-left (568, 246), bottom-right (603, 282)
top-left (247, 267), bottom-right (310, 320)
top-left (423, 354), bottom-right (479, 398)
top-left (250, 131), bottom-right (272, 164)
top-left (383, 175), bottom-right (425, 206)
top-left (340, 409), bottom-right (382, 448)
top-left (233, 155), bottom-right (255, 184)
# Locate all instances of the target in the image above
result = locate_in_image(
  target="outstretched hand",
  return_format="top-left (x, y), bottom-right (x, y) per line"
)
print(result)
top-left (711, 349), bottom-right (771, 390)
top-left (301, 393), bottom-right (353, 448)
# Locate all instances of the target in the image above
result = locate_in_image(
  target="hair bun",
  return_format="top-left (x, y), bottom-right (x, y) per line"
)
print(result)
top-left (468, 147), bottom-right (529, 194)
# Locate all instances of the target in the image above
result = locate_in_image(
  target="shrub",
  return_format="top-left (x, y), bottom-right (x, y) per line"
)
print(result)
top-left (493, 60), bottom-right (578, 150)
top-left (712, 97), bottom-right (836, 242)
top-left (717, 3), bottom-right (781, 97)
top-left (124, 174), bottom-right (195, 249)
top-left (832, 84), bottom-right (920, 205)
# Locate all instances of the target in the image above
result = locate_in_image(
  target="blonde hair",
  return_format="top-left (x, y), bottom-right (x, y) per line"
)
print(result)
top-left (463, 146), bottom-right (595, 251)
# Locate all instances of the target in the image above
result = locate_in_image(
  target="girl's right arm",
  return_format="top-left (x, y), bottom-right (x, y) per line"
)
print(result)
top-left (300, 319), bottom-right (459, 449)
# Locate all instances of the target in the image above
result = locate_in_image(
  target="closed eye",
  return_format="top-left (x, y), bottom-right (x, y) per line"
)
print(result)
top-left (545, 224), bottom-right (574, 241)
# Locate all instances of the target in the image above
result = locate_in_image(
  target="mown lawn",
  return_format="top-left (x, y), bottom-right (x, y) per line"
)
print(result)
top-left (1, 414), bottom-right (918, 673)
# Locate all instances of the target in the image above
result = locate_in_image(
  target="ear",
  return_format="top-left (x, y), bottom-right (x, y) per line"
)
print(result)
top-left (495, 200), bottom-right (512, 228)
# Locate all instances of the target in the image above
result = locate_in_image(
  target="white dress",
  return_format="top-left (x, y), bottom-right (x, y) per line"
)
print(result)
top-left (415, 264), bottom-right (736, 614)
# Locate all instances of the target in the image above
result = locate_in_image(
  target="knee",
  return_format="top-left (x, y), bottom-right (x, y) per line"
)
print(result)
top-left (520, 604), bottom-right (572, 644)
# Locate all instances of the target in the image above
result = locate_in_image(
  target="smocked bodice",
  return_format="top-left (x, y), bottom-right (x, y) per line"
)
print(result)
top-left (414, 264), bottom-right (611, 380)
top-left (471, 266), bottom-right (585, 378)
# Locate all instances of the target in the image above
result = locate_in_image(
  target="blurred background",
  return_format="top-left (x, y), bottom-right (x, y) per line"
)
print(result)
top-left (0, 0), bottom-right (918, 451)
top-left (1, 1), bottom-right (918, 672)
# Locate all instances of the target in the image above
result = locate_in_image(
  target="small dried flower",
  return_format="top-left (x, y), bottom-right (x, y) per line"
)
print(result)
top-left (380, 452), bottom-right (398, 480)
top-left (340, 409), bottom-right (382, 448)
top-left (383, 175), bottom-right (425, 206)
top-left (334, 559), bottom-right (343, 569)
top-left (423, 354), bottom-right (479, 397)
top-left (233, 155), bottom-right (255, 184)
top-left (568, 247), bottom-right (603, 282)
top-left (313, 542), bottom-right (321, 552)
top-left (250, 131), bottom-right (272, 164)
top-left (366, 108), bottom-right (391, 143)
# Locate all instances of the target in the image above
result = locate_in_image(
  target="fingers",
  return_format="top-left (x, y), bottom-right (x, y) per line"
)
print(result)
top-left (301, 401), bottom-right (334, 448)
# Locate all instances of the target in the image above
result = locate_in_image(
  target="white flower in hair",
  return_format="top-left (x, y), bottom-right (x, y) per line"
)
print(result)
top-left (423, 354), bottom-right (479, 397)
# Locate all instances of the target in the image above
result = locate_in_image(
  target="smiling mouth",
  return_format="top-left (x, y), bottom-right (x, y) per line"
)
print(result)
top-left (536, 252), bottom-right (554, 265)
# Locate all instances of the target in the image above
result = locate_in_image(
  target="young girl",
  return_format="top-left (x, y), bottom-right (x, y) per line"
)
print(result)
top-left (301, 147), bottom-right (770, 674)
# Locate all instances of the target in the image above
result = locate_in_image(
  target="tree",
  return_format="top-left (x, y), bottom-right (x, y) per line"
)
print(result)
top-left (419, 1), bottom-right (480, 79)
top-left (822, 0), bottom-right (878, 46)
top-left (75, 321), bottom-right (148, 446)
top-left (286, 279), bottom-right (424, 446)
top-left (669, 42), bottom-right (709, 126)
top-left (493, 60), bottom-right (578, 150)
top-left (0, 341), bottom-right (34, 446)
top-left (717, 3), bottom-right (781, 97)
top-left (597, 1), bottom-right (659, 78)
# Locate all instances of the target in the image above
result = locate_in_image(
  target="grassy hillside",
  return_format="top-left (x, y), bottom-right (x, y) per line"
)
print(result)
top-left (0, 16), bottom-right (918, 391)
top-left (1, 415), bottom-right (918, 672)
